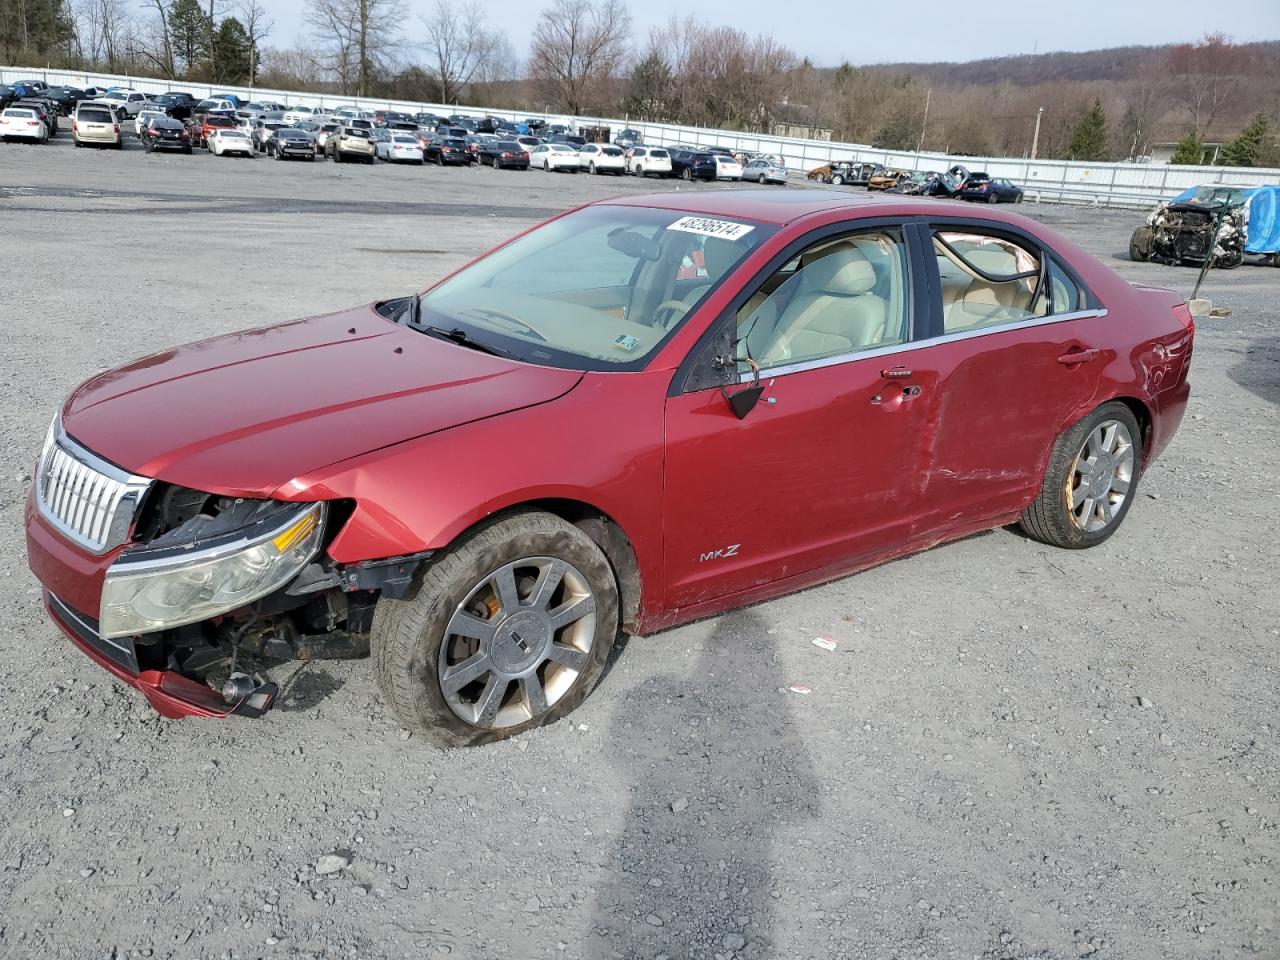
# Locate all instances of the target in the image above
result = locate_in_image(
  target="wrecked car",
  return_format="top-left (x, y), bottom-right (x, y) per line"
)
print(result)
top-left (1129, 184), bottom-right (1280, 270)
top-left (866, 168), bottom-right (912, 191)
top-left (27, 193), bottom-right (1193, 746)
top-left (885, 170), bottom-right (961, 197)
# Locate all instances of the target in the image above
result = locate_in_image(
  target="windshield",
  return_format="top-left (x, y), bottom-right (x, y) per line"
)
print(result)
top-left (1184, 185), bottom-right (1247, 206)
top-left (417, 205), bottom-right (775, 371)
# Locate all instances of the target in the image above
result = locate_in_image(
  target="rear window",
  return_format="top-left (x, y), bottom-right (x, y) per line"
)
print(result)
top-left (78, 108), bottom-right (112, 122)
top-left (649, 149), bottom-right (668, 158)
top-left (5, 109), bottom-right (35, 118)
top-left (602, 147), bottom-right (622, 156)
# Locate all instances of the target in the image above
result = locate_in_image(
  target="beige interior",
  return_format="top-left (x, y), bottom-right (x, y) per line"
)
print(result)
top-left (935, 235), bottom-right (1041, 332)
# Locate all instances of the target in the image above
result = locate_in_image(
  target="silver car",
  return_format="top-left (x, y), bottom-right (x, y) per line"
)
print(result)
top-left (742, 157), bottom-right (788, 185)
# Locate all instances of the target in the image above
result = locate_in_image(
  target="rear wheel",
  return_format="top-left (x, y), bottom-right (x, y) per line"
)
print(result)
top-left (1019, 402), bottom-right (1142, 549)
top-left (372, 512), bottom-right (619, 747)
top-left (1128, 227), bottom-right (1152, 262)
top-left (758, 174), bottom-right (767, 184)
top-left (987, 191), bottom-right (999, 203)
top-left (681, 167), bottom-right (691, 181)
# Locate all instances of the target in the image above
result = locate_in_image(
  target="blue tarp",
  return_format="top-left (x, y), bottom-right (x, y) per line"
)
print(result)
top-left (1168, 184), bottom-right (1280, 254)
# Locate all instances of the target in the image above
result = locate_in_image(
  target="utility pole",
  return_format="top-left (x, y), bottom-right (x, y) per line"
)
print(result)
top-left (1030, 106), bottom-right (1044, 160)
top-left (917, 88), bottom-right (931, 153)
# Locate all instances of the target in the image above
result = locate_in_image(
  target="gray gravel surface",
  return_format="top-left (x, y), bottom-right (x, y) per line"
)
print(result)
top-left (0, 134), bottom-right (1277, 960)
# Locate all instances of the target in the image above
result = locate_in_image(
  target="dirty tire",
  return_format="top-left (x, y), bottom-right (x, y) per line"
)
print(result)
top-left (371, 512), bottom-right (619, 748)
top-left (1019, 401), bottom-right (1143, 549)
top-left (1129, 226), bottom-right (1152, 262)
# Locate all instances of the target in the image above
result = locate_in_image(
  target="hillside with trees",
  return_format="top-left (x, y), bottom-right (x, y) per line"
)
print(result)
top-left (3, 0), bottom-right (1277, 165)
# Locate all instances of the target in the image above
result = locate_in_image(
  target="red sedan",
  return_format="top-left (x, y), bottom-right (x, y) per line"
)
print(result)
top-left (24, 192), bottom-right (1193, 745)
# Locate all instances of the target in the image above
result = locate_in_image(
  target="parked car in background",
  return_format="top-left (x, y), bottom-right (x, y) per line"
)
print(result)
top-left (415, 112), bottom-right (444, 128)
top-left (195, 114), bottom-right (237, 147)
top-left (101, 90), bottom-right (149, 118)
top-left (151, 92), bottom-right (198, 120)
top-left (479, 139), bottom-right (530, 169)
top-left (195, 98), bottom-right (238, 117)
top-left (960, 174), bottom-right (1024, 204)
top-left (867, 168), bottom-right (911, 191)
top-left (614, 127), bottom-right (643, 148)
top-left (140, 116), bottom-right (192, 153)
top-left (283, 105), bottom-right (316, 125)
top-left (313, 121), bottom-right (340, 154)
top-left (327, 126), bottom-right (375, 163)
top-left (267, 127), bottom-right (318, 161)
top-left (529, 142), bottom-right (581, 172)
top-left (817, 160), bottom-right (883, 186)
top-left (712, 154), bottom-right (743, 180)
top-left (671, 149), bottom-right (710, 180)
top-left (134, 107), bottom-right (168, 137)
top-left (579, 142), bottom-right (625, 174)
top-left (14, 98), bottom-right (57, 136)
top-left (0, 84), bottom-right (16, 109)
top-left (515, 135), bottom-right (543, 151)
top-left (743, 157), bottom-right (787, 185)
top-left (625, 146), bottom-right (671, 177)
top-left (72, 101), bottom-right (121, 148)
top-left (549, 133), bottom-right (586, 148)
top-left (42, 86), bottom-right (89, 115)
top-left (0, 107), bottom-right (49, 143)
top-left (210, 93), bottom-right (245, 108)
top-left (1128, 183), bottom-right (1280, 269)
top-left (376, 132), bottom-right (425, 164)
top-left (208, 127), bottom-right (255, 158)
top-left (249, 117), bottom-right (288, 152)
top-left (426, 136), bottom-right (470, 165)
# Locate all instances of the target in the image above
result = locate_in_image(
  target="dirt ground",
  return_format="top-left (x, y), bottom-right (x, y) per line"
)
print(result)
top-left (0, 135), bottom-right (1276, 960)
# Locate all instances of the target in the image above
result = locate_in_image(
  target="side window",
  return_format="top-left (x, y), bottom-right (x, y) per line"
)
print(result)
top-left (736, 230), bottom-right (910, 371)
top-left (933, 230), bottom-right (1040, 333)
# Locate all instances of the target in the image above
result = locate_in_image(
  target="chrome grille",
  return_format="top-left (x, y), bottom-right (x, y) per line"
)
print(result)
top-left (36, 428), bottom-right (151, 554)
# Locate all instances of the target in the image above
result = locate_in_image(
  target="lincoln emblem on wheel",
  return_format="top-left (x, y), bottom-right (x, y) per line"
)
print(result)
top-left (24, 191), bottom-right (1192, 746)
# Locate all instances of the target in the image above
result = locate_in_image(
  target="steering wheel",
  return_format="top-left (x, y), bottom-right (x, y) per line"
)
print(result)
top-left (464, 307), bottom-right (548, 342)
top-left (652, 299), bottom-right (692, 328)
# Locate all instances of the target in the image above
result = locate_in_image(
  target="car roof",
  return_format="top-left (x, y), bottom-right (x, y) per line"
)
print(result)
top-left (603, 190), bottom-right (1010, 226)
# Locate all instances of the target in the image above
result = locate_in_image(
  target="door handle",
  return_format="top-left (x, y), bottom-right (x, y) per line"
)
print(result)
top-left (1057, 347), bottom-right (1100, 366)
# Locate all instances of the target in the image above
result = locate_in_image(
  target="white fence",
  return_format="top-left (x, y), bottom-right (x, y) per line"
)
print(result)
top-left (5, 64), bottom-right (1279, 209)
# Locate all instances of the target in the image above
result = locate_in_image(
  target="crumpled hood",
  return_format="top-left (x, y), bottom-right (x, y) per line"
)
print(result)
top-left (61, 305), bottom-right (583, 497)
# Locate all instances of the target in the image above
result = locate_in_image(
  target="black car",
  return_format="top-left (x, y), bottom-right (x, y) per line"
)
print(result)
top-left (670, 149), bottom-right (718, 181)
top-left (415, 112), bottom-right (444, 128)
top-left (959, 173), bottom-right (1023, 204)
top-left (548, 133), bottom-right (586, 148)
top-left (140, 116), bottom-right (193, 153)
top-left (426, 136), bottom-right (469, 165)
top-left (152, 92), bottom-right (198, 121)
top-left (378, 111), bottom-right (416, 128)
top-left (266, 127), bottom-right (317, 160)
top-left (0, 84), bottom-right (16, 109)
top-left (478, 139), bottom-right (529, 169)
top-left (41, 86), bottom-right (89, 115)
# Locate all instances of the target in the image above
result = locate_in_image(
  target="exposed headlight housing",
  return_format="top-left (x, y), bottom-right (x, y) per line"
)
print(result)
top-left (99, 501), bottom-right (326, 639)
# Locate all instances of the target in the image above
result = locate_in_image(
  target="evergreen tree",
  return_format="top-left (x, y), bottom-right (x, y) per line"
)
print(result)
top-left (1069, 98), bottom-right (1108, 161)
top-left (213, 16), bottom-right (253, 84)
top-left (0, 0), bottom-right (73, 61)
top-left (168, 0), bottom-right (211, 75)
top-left (1169, 131), bottom-right (1204, 165)
top-left (1218, 114), bottom-right (1271, 167)
top-left (623, 50), bottom-right (672, 120)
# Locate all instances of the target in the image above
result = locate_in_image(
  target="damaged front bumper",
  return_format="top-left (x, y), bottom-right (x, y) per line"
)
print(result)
top-left (45, 591), bottom-right (277, 719)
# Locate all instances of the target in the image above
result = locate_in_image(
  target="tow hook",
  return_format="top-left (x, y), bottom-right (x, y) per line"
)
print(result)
top-left (221, 673), bottom-right (278, 717)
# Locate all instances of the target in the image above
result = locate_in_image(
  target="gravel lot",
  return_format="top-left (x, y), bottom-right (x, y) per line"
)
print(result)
top-left (0, 133), bottom-right (1277, 960)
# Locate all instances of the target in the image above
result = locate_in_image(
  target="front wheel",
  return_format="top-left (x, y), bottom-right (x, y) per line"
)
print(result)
top-left (830, 174), bottom-right (844, 185)
top-left (681, 167), bottom-right (691, 181)
top-left (1019, 402), bottom-right (1143, 549)
top-left (372, 512), bottom-right (619, 747)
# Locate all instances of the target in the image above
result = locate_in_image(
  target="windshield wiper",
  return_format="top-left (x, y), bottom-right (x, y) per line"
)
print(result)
top-left (420, 325), bottom-right (511, 357)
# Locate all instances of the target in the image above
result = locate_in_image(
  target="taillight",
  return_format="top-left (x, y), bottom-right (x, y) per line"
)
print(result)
top-left (72, 121), bottom-right (78, 131)
top-left (114, 124), bottom-right (120, 133)
top-left (502, 151), bottom-right (512, 158)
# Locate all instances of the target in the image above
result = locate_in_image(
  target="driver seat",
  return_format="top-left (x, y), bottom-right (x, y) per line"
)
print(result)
top-left (762, 245), bottom-right (885, 364)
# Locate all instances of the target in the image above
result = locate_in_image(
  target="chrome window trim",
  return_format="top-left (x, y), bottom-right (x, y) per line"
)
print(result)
top-left (739, 308), bottom-right (1108, 383)
top-left (36, 424), bottom-right (153, 555)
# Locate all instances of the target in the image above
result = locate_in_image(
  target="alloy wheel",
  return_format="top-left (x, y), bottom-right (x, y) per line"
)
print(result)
top-left (438, 557), bottom-right (597, 729)
top-left (1067, 419), bottom-right (1134, 532)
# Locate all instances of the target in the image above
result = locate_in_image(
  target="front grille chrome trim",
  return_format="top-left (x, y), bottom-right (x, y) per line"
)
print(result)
top-left (35, 424), bottom-right (152, 555)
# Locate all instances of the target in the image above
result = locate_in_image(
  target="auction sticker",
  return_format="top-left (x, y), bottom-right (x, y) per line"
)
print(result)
top-left (667, 216), bottom-right (755, 241)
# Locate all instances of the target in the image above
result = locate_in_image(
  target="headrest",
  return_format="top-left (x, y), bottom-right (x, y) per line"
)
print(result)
top-left (805, 246), bottom-right (876, 295)
top-left (963, 247), bottom-right (1018, 278)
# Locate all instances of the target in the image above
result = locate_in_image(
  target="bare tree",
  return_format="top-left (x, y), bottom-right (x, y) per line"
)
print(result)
top-left (528, 0), bottom-right (630, 116)
top-left (133, 0), bottom-right (176, 78)
top-left (237, 0), bottom-right (272, 84)
top-left (420, 1), bottom-right (502, 105)
top-left (1167, 33), bottom-right (1243, 138)
top-left (70, 0), bottom-right (130, 69)
top-left (306, 0), bottom-right (406, 96)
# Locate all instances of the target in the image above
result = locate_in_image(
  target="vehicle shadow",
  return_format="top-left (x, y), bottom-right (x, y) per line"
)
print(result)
top-left (272, 662), bottom-right (346, 711)
top-left (1228, 334), bottom-right (1280, 407)
top-left (585, 610), bottom-right (820, 958)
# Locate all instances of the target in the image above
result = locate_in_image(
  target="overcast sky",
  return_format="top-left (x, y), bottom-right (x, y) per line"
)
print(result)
top-left (261, 0), bottom-right (1278, 66)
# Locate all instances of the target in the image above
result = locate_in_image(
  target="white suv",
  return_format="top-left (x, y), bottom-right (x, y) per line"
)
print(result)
top-left (101, 90), bottom-right (149, 117)
top-left (578, 142), bottom-right (626, 175)
top-left (626, 146), bottom-right (672, 178)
